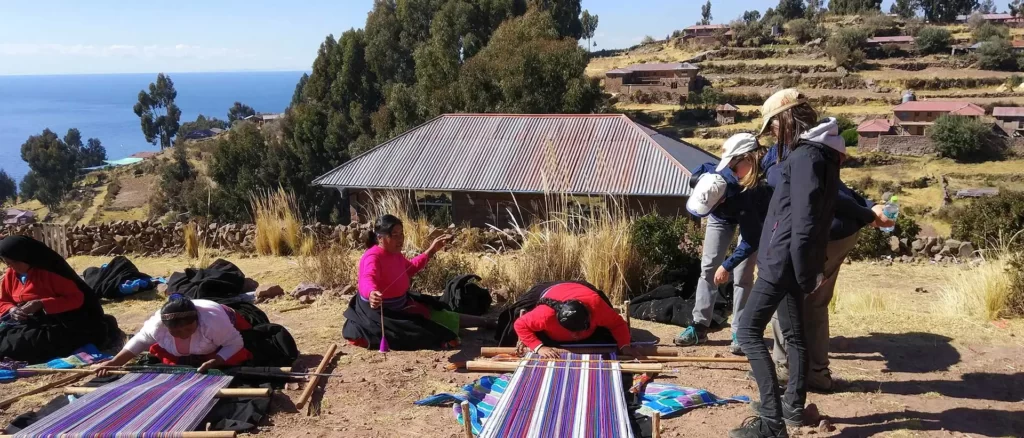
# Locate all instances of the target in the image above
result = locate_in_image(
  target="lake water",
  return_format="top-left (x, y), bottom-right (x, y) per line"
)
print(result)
top-left (0, 71), bottom-right (305, 183)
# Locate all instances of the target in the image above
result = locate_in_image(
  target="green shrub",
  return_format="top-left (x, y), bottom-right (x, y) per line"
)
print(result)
top-left (915, 26), bottom-right (953, 55)
top-left (929, 114), bottom-right (1004, 162)
top-left (972, 23), bottom-right (1010, 43)
top-left (414, 252), bottom-right (474, 293)
top-left (841, 128), bottom-right (859, 146)
top-left (787, 18), bottom-right (824, 43)
top-left (950, 190), bottom-right (1024, 251)
top-left (1004, 251), bottom-right (1024, 316)
top-left (976, 38), bottom-right (1017, 71)
top-left (825, 27), bottom-right (870, 69)
top-left (849, 213), bottom-right (921, 260)
top-left (630, 214), bottom-right (702, 269)
top-left (1009, 75), bottom-right (1024, 89)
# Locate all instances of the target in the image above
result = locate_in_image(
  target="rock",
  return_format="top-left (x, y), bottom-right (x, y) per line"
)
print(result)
top-left (804, 404), bottom-right (821, 425)
top-left (900, 255), bottom-right (914, 264)
top-left (889, 236), bottom-right (901, 253)
top-left (938, 246), bottom-right (952, 257)
top-left (254, 284), bottom-right (284, 303)
top-left (338, 284), bottom-right (356, 296)
top-left (934, 254), bottom-right (944, 263)
top-left (298, 294), bottom-right (317, 305)
top-left (817, 419), bottom-right (835, 433)
top-left (156, 283), bottom-right (169, 296)
top-left (90, 244), bottom-right (115, 256)
top-left (291, 282), bottom-right (324, 299)
top-left (958, 242), bottom-right (974, 258)
top-left (911, 239), bottom-right (925, 254)
top-left (915, 287), bottom-right (928, 293)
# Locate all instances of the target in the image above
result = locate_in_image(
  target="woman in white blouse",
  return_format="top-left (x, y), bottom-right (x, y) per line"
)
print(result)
top-left (96, 294), bottom-right (253, 374)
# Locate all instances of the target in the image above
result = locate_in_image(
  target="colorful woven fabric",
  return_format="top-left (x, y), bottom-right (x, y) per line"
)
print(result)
top-left (26, 344), bottom-right (112, 370)
top-left (636, 382), bottom-right (749, 418)
top-left (479, 353), bottom-right (633, 438)
top-left (14, 372), bottom-right (232, 437)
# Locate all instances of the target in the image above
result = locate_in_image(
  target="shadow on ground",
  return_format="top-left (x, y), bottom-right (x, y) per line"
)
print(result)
top-left (831, 407), bottom-right (1024, 437)
top-left (830, 332), bottom-right (960, 373)
top-left (849, 373), bottom-right (1023, 403)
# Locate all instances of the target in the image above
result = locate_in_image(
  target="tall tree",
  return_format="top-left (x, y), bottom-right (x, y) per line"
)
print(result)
top-left (891, 0), bottom-right (918, 18)
top-left (528, 0), bottom-right (583, 39)
top-left (918, 0), bottom-right (979, 23)
top-left (743, 10), bottom-right (762, 22)
top-left (978, 0), bottom-right (997, 13)
top-left (63, 128), bottom-right (83, 152)
top-left (776, 0), bottom-right (806, 19)
top-left (0, 169), bottom-right (16, 205)
top-left (291, 73), bottom-right (309, 106)
top-left (581, 10), bottom-right (599, 52)
top-left (209, 122), bottom-right (274, 220)
top-left (701, 1), bottom-right (713, 25)
top-left (806, 0), bottom-right (823, 18)
top-left (829, 0), bottom-right (883, 14)
top-left (227, 102), bottom-right (256, 123)
top-left (133, 73), bottom-right (181, 150)
top-left (180, 114), bottom-right (229, 136)
top-left (1012, 0), bottom-right (1024, 17)
top-left (80, 138), bottom-right (107, 167)
top-left (19, 129), bottom-right (78, 208)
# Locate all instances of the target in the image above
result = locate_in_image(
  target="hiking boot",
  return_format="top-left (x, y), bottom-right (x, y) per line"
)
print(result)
top-left (730, 333), bottom-right (745, 356)
top-left (749, 400), bottom-right (804, 428)
top-left (808, 370), bottom-right (847, 393)
top-left (728, 416), bottom-right (790, 438)
top-left (673, 325), bottom-right (708, 346)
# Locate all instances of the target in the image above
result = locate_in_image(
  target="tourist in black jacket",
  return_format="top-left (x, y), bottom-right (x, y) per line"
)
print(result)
top-left (730, 89), bottom-right (841, 438)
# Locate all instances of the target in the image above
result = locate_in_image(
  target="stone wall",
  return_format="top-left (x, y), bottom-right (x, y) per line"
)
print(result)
top-left (872, 135), bottom-right (937, 156)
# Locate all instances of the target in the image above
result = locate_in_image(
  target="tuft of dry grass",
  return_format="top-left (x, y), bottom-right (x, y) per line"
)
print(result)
top-left (831, 289), bottom-right (890, 316)
top-left (184, 222), bottom-right (199, 259)
top-left (364, 191), bottom-right (432, 252)
top-left (937, 258), bottom-right (1012, 321)
top-left (252, 189), bottom-right (305, 256)
top-left (297, 242), bottom-right (356, 289)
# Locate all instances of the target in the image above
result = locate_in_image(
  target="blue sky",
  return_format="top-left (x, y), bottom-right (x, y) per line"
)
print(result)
top-left (0, 0), bottom-right (897, 75)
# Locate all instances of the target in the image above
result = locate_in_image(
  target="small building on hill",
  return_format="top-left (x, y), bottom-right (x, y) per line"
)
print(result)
top-left (244, 113), bottom-right (284, 127)
top-left (856, 119), bottom-right (895, 149)
top-left (892, 101), bottom-right (985, 136)
top-left (682, 24), bottom-right (733, 44)
top-left (312, 114), bottom-right (718, 227)
top-left (993, 107), bottom-right (1024, 137)
top-left (866, 36), bottom-right (915, 50)
top-left (4, 209), bottom-right (36, 225)
top-left (604, 62), bottom-right (701, 100)
top-left (956, 13), bottom-right (1014, 23)
top-left (716, 104), bottom-right (739, 125)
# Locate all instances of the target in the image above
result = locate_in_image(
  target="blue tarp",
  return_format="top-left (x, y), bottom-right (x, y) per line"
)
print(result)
top-left (81, 157), bottom-right (144, 171)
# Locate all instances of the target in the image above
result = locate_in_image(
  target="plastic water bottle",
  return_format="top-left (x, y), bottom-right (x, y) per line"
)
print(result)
top-left (881, 196), bottom-right (899, 233)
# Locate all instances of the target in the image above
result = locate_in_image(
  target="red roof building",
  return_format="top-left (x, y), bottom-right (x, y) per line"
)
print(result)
top-left (313, 114), bottom-right (717, 227)
top-left (856, 119), bottom-right (895, 149)
top-left (892, 101), bottom-right (986, 135)
top-left (604, 62), bottom-right (700, 100)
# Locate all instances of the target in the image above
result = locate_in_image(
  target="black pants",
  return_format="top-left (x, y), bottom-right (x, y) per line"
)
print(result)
top-left (737, 277), bottom-right (807, 420)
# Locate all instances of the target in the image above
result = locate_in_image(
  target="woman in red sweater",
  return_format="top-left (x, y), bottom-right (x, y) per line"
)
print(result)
top-left (0, 236), bottom-right (116, 363)
top-left (512, 282), bottom-right (642, 358)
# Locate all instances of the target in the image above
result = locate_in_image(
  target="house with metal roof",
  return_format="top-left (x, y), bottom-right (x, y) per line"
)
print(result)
top-left (681, 24), bottom-right (734, 44)
top-left (856, 119), bottom-right (895, 149)
top-left (892, 101), bottom-right (986, 136)
top-left (993, 107), bottom-right (1024, 137)
top-left (604, 62), bottom-right (701, 102)
top-left (312, 114), bottom-right (718, 227)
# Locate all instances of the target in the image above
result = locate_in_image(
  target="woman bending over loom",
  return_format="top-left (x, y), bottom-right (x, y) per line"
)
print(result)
top-left (342, 214), bottom-right (492, 350)
top-left (512, 281), bottom-right (643, 359)
top-left (98, 294), bottom-right (290, 374)
top-left (0, 236), bottom-right (118, 363)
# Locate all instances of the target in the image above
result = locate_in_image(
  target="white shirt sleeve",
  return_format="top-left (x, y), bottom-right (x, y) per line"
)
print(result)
top-left (206, 308), bottom-right (245, 361)
top-left (124, 312), bottom-right (162, 355)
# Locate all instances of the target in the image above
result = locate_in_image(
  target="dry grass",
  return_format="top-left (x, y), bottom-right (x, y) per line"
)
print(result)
top-left (297, 242), bottom-right (356, 289)
top-left (364, 191), bottom-right (433, 252)
top-left (585, 45), bottom-right (698, 77)
top-left (184, 222), bottom-right (200, 259)
top-left (252, 189), bottom-right (305, 256)
top-left (937, 258), bottom-right (1012, 321)
top-left (831, 289), bottom-right (890, 316)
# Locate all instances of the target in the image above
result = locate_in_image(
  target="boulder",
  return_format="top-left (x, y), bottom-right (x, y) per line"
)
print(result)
top-left (911, 239), bottom-right (926, 254)
top-left (958, 242), bottom-right (975, 259)
top-left (292, 283), bottom-right (324, 299)
top-left (944, 239), bottom-right (962, 250)
top-left (889, 236), bottom-right (901, 254)
top-left (89, 244), bottom-right (115, 256)
top-left (254, 284), bottom-right (284, 303)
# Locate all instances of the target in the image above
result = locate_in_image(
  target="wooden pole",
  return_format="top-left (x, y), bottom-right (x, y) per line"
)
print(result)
top-left (482, 355), bottom-right (747, 364)
top-left (0, 373), bottom-right (86, 409)
top-left (465, 360), bottom-right (662, 374)
top-left (653, 412), bottom-right (661, 438)
top-left (460, 400), bottom-right (473, 438)
top-left (479, 346), bottom-right (681, 357)
top-left (624, 300), bottom-right (631, 329)
top-left (65, 387), bottom-right (270, 398)
top-left (295, 343), bottom-right (338, 411)
top-left (20, 366), bottom-right (293, 377)
top-left (1, 433), bottom-right (236, 438)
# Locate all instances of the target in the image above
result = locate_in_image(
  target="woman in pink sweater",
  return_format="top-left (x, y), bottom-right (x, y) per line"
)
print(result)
top-left (343, 215), bottom-right (490, 350)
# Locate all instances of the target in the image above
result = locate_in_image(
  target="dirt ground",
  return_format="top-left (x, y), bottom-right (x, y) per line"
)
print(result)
top-left (2, 256), bottom-right (1022, 437)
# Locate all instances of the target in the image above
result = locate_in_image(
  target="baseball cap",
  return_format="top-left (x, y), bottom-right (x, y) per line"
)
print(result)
top-left (716, 133), bottom-right (760, 172)
top-left (756, 88), bottom-right (808, 137)
top-left (686, 173), bottom-right (728, 218)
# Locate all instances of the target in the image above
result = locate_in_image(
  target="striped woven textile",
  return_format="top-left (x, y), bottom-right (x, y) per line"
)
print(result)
top-left (479, 353), bottom-right (633, 438)
top-left (15, 372), bottom-right (233, 437)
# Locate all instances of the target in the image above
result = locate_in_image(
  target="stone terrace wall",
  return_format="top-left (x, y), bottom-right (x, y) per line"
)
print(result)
top-left (872, 135), bottom-right (937, 156)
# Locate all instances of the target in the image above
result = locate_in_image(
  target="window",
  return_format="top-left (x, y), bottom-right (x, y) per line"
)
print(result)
top-left (414, 191), bottom-right (453, 227)
top-left (566, 196), bottom-right (608, 230)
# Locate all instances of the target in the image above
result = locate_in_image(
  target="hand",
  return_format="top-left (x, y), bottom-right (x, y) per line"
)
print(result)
top-left (90, 363), bottom-right (113, 378)
top-left (11, 300), bottom-right (42, 321)
top-left (537, 346), bottom-right (569, 359)
top-left (427, 235), bottom-right (453, 255)
top-left (871, 205), bottom-right (895, 229)
top-left (619, 345), bottom-right (647, 360)
top-left (197, 357), bottom-right (226, 374)
top-left (713, 266), bottom-right (730, 286)
top-left (368, 291), bottom-right (383, 309)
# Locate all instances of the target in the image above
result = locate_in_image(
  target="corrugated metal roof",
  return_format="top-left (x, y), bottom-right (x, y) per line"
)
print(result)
top-left (867, 36), bottom-right (915, 44)
top-left (857, 119), bottom-right (893, 133)
top-left (893, 101), bottom-right (986, 116)
top-left (606, 63), bottom-right (699, 75)
top-left (312, 114), bottom-right (718, 197)
top-left (685, 24), bottom-right (730, 30)
top-left (716, 104), bottom-right (739, 111)
top-left (993, 107), bottom-right (1024, 117)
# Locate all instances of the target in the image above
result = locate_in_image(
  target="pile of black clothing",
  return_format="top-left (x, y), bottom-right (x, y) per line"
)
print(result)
top-left (628, 283), bottom-right (734, 329)
top-left (82, 256), bottom-right (154, 300)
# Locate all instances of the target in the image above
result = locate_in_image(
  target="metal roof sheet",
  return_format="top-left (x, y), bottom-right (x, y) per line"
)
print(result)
top-left (857, 119), bottom-right (893, 133)
top-left (993, 107), bottom-right (1024, 117)
top-left (313, 114), bottom-right (718, 197)
top-left (893, 101), bottom-right (986, 116)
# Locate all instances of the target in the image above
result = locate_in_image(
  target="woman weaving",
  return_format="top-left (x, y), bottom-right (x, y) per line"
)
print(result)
top-left (0, 236), bottom-right (118, 363)
top-left (98, 294), bottom-right (296, 374)
top-left (342, 214), bottom-right (492, 350)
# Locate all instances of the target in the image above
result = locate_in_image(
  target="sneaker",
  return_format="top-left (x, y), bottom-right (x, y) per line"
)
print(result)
top-left (749, 400), bottom-right (804, 428)
top-left (730, 333), bottom-right (745, 356)
top-left (673, 325), bottom-right (708, 346)
top-left (728, 416), bottom-right (790, 438)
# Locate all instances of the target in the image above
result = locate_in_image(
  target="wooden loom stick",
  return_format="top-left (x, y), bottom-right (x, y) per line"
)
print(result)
top-left (482, 355), bottom-right (748, 364)
top-left (480, 346), bottom-right (681, 357)
top-left (0, 373), bottom-right (86, 409)
top-left (295, 343), bottom-right (338, 411)
top-left (460, 400), bottom-right (473, 438)
top-left (465, 360), bottom-right (662, 374)
top-left (9, 432), bottom-right (236, 438)
top-left (64, 387), bottom-right (271, 398)
top-left (20, 366), bottom-right (294, 377)
top-left (624, 300), bottom-right (631, 329)
top-left (653, 412), bottom-right (662, 438)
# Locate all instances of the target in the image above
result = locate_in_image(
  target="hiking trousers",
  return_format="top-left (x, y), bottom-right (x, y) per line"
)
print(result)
top-left (693, 216), bottom-right (755, 333)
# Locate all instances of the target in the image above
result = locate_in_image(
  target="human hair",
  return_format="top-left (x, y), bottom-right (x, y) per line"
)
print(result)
top-left (161, 294), bottom-right (198, 329)
top-left (537, 298), bottom-right (590, 332)
top-left (366, 214), bottom-right (404, 249)
top-left (774, 103), bottom-right (819, 159)
top-left (735, 147), bottom-right (769, 191)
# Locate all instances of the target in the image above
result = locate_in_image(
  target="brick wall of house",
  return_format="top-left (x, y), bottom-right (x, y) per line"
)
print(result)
top-left (604, 76), bottom-right (624, 93)
top-left (858, 133), bottom-right (881, 150)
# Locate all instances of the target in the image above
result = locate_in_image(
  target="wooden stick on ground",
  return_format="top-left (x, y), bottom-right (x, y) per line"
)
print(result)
top-left (1, 433), bottom-right (236, 438)
top-left (295, 343), bottom-right (338, 411)
top-left (465, 360), bottom-right (662, 374)
top-left (653, 412), bottom-right (661, 438)
top-left (65, 387), bottom-right (270, 398)
top-left (0, 373), bottom-right (86, 409)
top-left (460, 400), bottom-right (473, 438)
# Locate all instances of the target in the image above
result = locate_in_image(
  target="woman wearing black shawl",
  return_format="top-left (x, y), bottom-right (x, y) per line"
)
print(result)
top-left (0, 236), bottom-right (118, 363)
